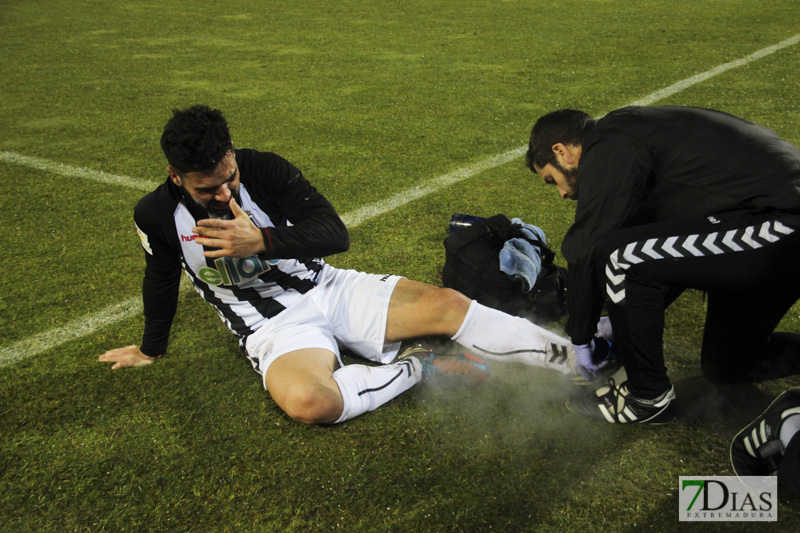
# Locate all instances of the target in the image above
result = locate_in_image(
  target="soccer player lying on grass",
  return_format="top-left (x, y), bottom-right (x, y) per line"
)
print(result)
top-left (99, 105), bottom-right (613, 425)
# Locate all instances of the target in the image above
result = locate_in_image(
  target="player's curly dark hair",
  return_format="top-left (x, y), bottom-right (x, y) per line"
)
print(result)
top-left (526, 109), bottom-right (592, 172)
top-left (160, 105), bottom-right (233, 176)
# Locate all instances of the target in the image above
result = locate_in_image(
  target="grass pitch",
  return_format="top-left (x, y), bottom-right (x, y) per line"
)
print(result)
top-left (2, 1), bottom-right (800, 531)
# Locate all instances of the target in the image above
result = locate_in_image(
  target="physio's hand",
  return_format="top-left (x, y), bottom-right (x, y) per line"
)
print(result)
top-left (574, 342), bottom-right (595, 375)
top-left (98, 345), bottom-right (156, 370)
top-left (193, 198), bottom-right (266, 258)
top-left (573, 337), bottom-right (616, 381)
top-left (596, 316), bottom-right (614, 341)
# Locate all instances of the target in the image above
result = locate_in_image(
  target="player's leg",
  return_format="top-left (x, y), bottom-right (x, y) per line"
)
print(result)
top-left (248, 280), bottom-right (426, 425)
top-left (279, 270), bottom-right (478, 424)
top-left (264, 348), bottom-right (343, 424)
top-left (384, 278), bottom-right (471, 340)
top-left (386, 279), bottom-right (576, 374)
top-left (263, 346), bottom-right (424, 425)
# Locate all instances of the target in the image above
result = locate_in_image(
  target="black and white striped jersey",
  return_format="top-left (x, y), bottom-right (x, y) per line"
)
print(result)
top-left (133, 149), bottom-right (350, 357)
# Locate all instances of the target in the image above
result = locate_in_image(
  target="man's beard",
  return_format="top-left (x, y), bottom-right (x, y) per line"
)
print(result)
top-left (555, 162), bottom-right (579, 199)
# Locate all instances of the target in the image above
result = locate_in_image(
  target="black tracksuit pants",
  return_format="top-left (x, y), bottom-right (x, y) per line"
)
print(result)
top-left (596, 210), bottom-right (800, 399)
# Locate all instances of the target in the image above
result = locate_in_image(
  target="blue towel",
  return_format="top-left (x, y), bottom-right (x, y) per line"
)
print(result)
top-left (498, 218), bottom-right (547, 292)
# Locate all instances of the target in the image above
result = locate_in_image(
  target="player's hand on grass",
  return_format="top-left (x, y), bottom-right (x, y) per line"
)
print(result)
top-left (98, 345), bottom-right (156, 370)
top-left (193, 198), bottom-right (266, 258)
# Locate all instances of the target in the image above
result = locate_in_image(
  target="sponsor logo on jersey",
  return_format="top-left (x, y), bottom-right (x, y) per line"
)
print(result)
top-left (197, 255), bottom-right (280, 286)
top-left (181, 234), bottom-right (199, 242)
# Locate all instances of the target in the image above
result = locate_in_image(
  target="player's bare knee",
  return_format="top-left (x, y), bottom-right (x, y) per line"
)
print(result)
top-left (429, 287), bottom-right (471, 327)
top-left (280, 385), bottom-right (341, 425)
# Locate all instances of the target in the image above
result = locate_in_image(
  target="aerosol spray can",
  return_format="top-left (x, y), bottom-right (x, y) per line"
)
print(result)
top-left (449, 213), bottom-right (484, 234)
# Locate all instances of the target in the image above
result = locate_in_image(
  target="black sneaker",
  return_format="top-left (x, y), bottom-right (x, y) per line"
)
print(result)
top-left (730, 389), bottom-right (800, 477)
top-left (566, 379), bottom-right (676, 424)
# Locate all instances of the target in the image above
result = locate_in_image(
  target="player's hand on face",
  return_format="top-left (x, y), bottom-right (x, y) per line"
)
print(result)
top-left (98, 345), bottom-right (156, 370)
top-left (193, 198), bottom-right (266, 258)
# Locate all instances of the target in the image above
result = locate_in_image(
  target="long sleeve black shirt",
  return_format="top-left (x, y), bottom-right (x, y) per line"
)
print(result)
top-left (562, 106), bottom-right (800, 344)
top-left (133, 149), bottom-right (349, 356)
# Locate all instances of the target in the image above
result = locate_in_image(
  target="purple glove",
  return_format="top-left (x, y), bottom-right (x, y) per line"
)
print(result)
top-left (574, 340), bottom-right (597, 381)
top-left (596, 316), bottom-right (613, 341)
top-left (573, 338), bottom-right (616, 381)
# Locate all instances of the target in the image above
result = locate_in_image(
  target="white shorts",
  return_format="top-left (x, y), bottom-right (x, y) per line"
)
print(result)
top-left (244, 265), bottom-right (403, 385)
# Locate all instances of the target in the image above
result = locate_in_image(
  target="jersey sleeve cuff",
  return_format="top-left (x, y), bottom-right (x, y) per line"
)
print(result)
top-left (260, 227), bottom-right (274, 258)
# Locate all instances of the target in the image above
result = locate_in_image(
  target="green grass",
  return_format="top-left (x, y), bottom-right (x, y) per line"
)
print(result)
top-left (2, 0), bottom-right (800, 531)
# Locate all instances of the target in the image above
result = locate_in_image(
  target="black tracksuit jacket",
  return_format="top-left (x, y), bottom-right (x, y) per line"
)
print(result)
top-left (562, 106), bottom-right (800, 344)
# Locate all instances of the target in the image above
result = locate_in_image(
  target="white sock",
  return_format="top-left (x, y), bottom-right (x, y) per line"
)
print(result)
top-left (331, 359), bottom-right (422, 423)
top-left (451, 300), bottom-right (576, 375)
top-left (780, 414), bottom-right (800, 450)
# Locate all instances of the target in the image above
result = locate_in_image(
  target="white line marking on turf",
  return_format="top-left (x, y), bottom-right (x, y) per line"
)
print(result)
top-left (0, 298), bottom-right (142, 368)
top-left (2, 33), bottom-right (798, 366)
top-left (340, 147), bottom-right (526, 227)
top-left (628, 33), bottom-right (800, 107)
top-left (340, 32), bottom-right (800, 226)
top-left (0, 151), bottom-right (158, 192)
top-left (0, 278), bottom-right (195, 369)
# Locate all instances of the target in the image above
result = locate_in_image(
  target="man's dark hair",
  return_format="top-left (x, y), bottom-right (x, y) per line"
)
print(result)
top-left (526, 109), bottom-right (592, 172)
top-left (160, 105), bottom-right (233, 176)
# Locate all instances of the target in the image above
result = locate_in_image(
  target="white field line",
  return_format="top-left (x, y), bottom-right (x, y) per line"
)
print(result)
top-left (2, 33), bottom-right (798, 367)
top-left (0, 278), bottom-right (195, 368)
top-left (628, 33), bottom-right (800, 107)
top-left (340, 146), bottom-right (526, 227)
top-left (338, 32), bottom-right (800, 227)
top-left (0, 298), bottom-right (144, 367)
top-left (0, 151), bottom-right (158, 192)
